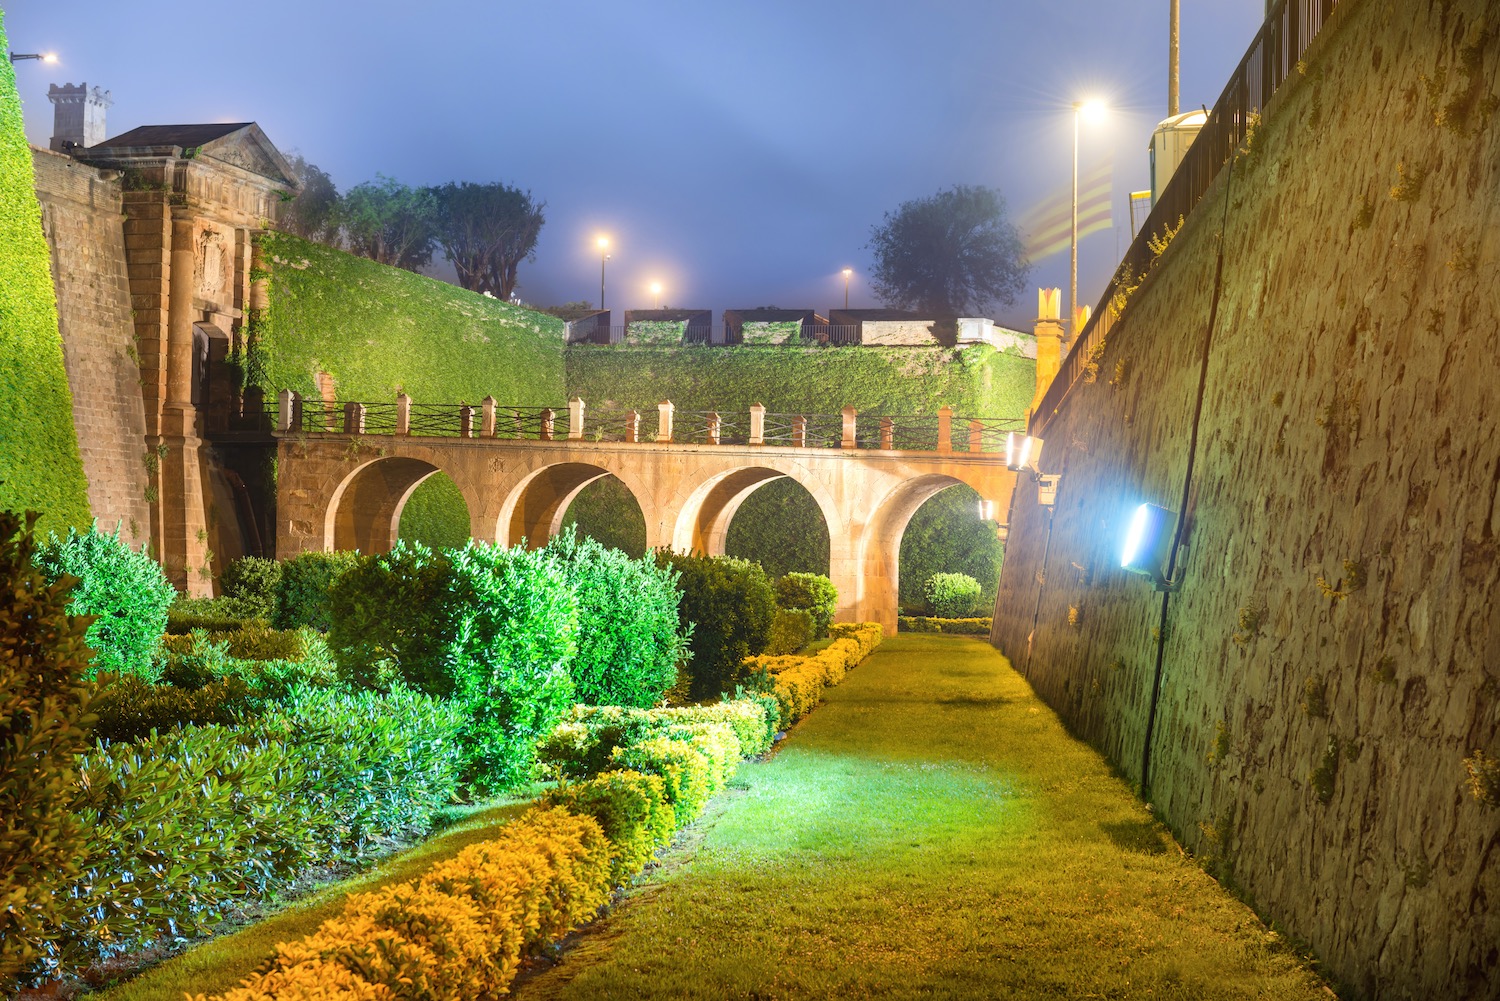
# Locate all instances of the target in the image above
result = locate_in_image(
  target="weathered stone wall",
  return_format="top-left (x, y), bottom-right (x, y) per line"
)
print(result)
top-left (991, 2), bottom-right (1498, 998)
top-left (32, 147), bottom-right (151, 544)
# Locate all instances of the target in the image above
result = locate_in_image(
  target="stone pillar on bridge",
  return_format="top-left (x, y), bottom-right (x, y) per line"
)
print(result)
top-left (1031, 287), bottom-right (1066, 416)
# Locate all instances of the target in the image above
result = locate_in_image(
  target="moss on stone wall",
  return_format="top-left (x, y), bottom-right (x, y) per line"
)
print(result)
top-left (564, 343), bottom-right (1034, 419)
top-left (0, 13), bottom-right (90, 533)
top-left (252, 231), bottom-right (567, 406)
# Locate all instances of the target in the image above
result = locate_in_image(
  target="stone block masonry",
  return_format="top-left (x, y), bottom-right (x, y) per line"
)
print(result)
top-left (32, 147), bottom-right (151, 544)
top-left (991, 0), bottom-right (1499, 997)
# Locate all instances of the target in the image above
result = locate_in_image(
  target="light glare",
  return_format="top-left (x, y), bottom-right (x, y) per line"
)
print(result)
top-left (1120, 503), bottom-right (1151, 568)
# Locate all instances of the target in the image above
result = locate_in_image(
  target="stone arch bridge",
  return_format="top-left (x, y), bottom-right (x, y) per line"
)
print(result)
top-left (273, 394), bottom-right (1022, 632)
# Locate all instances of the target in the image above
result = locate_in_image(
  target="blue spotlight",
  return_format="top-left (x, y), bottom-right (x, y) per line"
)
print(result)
top-left (1120, 503), bottom-right (1178, 589)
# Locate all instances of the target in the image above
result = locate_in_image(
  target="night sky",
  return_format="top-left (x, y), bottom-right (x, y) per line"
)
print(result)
top-left (8, 1), bottom-right (1264, 328)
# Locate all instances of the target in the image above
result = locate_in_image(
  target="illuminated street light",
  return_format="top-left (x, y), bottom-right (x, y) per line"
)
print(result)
top-left (650, 281), bottom-right (663, 310)
top-left (1120, 502), bottom-right (1179, 590)
top-left (1071, 99), bottom-right (1106, 339)
top-left (596, 236), bottom-right (611, 310)
top-left (841, 267), bottom-right (853, 309)
top-left (9, 51), bottom-right (58, 64)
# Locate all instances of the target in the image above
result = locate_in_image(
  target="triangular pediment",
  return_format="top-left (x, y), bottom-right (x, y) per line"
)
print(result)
top-left (199, 124), bottom-right (299, 191)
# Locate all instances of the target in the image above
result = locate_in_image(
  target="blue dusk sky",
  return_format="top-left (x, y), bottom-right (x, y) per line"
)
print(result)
top-left (7, 1), bottom-right (1265, 327)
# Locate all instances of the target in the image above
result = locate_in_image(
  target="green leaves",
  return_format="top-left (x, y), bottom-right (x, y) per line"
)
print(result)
top-left (656, 553), bottom-right (776, 700)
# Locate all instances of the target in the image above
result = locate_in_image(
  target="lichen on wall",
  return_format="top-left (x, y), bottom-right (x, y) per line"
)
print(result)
top-left (991, 1), bottom-right (1500, 997)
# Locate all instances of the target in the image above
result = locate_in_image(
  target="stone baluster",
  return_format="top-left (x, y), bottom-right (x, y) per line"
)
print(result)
top-left (792, 415), bottom-right (807, 448)
top-left (937, 405), bottom-right (953, 452)
top-left (278, 389), bottom-right (300, 433)
top-left (969, 419), bottom-right (984, 453)
top-left (749, 403), bottom-right (765, 445)
top-left (707, 412), bottom-right (721, 445)
top-left (625, 410), bottom-right (640, 443)
top-left (568, 397), bottom-right (585, 440)
top-left (540, 407), bottom-right (555, 440)
top-left (657, 400), bottom-right (674, 443)
top-left (343, 401), bottom-right (365, 434)
top-left (841, 406), bottom-right (858, 449)
top-left (396, 393), bottom-right (411, 435)
top-left (482, 396), bottom-right (496, 437)
top-left (460, 405), bottom-right (475, 439)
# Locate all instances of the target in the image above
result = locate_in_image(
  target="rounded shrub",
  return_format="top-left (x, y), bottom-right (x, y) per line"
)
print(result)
top-left (544, 528), bottom-right (688, 708)
top-left (923, 572), bottom-right (983, 619)
top-left (326, 541), bottom-right (455, 694)
top-left (33, 525), bottom-right (174, 681)
top-left (773, 572), bottom-right (837, 637)
top-left (276, 550), bottom-right (361, 631)
top-left (657, 553), bottom-right (775, 700)
top-left (220, 556), bottom-right (283, 621)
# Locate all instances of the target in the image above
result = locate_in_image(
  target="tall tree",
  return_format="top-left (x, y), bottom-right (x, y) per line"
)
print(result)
top-left (274, 153), bottom-right (340, 243)
top-left (337, 176), bottom-right (436, 272)
top-left (427, 182), bottom-right (545, 299)
top-left (866, 185), bottom-right (1030, 315)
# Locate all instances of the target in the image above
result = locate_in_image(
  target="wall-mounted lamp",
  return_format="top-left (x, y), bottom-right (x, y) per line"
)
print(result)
top-left (1120, 502), bottom-right (1179, 590)
top-left (1006, 432), bottom-right (1044, 473)
top-left (1037, 473), bottom-right (1061, 507)
top-left (977, 499), bottom-right (996, 521)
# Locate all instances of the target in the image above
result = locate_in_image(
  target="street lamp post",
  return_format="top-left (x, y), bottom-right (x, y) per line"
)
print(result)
top-left (650, 281), bottom-right (662, 310)
top-left (841, 268), bottom-right (852, 310)
top-left (8, 52), bottom-right (58, 64)
top-left (1071, 100), bottom-right (1105, 339)
top-left (596, 236), bottom-right (610, 310)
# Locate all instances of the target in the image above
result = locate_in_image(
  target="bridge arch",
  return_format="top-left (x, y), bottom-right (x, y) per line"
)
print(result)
top-left (325, 455), bottom-right (445, 554)
top-left (855, 473), bottom-right (994, 624)
top-left (670, 462), bottom-right (844, 560)
top-left (497, 461), bottom-right (653, 548)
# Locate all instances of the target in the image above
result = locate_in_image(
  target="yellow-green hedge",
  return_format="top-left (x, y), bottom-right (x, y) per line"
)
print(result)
top-left (745, 622), bottom-right (883, 725)
top-left (898, 616), bottom-right (993, 635)
top-left (194, 806), bottom-right (611, 1001)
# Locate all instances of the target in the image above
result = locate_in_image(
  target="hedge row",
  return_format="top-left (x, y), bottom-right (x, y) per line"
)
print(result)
top-left (899, 616), bottom-right (994, 635)
top-left (744, 622), bottom-right (884, 726)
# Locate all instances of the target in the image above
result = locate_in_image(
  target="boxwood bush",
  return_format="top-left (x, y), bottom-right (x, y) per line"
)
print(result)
top-left (773, 572), bottom-right (837, 637)
top-left (543, 770), bottom-right (675, 883)
top-left (923, 572), bottom-right (983, 618)
top-left (766, 607), bottom-right (814, 655)
top-left (277, 550), bottom-right (362, 631)
top-left (657, 553), bottom-right (775, 699)
top-left (33, 525), bottom-right (175, 681)
top-left (0, 511), bottom-right (98, 989)
top-left (544, 528), bottom-right (688, 708)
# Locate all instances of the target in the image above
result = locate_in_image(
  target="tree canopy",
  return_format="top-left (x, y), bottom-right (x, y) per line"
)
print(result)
top-left (428, 182), bottom-right (545, 299)
top-left (274, 154), bottom-right (340, 244)
top-left (337, 176), bottom-right (437, 272)
top-left (867, 185), bottom-right (1030, 316)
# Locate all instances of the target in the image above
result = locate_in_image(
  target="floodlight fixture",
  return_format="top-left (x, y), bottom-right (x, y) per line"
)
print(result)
top-left (9, 52), bottom-right (59, 63)
top-left (1006, 432), bottom-right (1044, 473)
top-left (1120, 502), bottom-right (1179, 590)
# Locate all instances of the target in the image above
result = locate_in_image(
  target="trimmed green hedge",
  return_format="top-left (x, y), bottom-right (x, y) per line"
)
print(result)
top-left (0, 14), bottom-right (90, 535)
top-left (252, 231), bottom-right (567, 406)
top-left (564, 342), bottom-right (1034, 417)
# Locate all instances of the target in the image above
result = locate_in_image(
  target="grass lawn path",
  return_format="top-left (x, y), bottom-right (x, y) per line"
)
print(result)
top-left (516, 634), bottom-right (1328, 1000)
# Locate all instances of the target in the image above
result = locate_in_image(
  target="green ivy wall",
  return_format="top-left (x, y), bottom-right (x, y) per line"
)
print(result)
top-left (0, 13), bottom-right (90, 533)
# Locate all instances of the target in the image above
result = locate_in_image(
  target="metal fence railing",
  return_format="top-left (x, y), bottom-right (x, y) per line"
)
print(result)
top-left (568, 324), bottom-right (866, 347)
top-left (1031, 0), bottom-right (1344, 435)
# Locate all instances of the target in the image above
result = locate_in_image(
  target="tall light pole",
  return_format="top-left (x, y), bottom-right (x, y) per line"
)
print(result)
top-left (841, 268), bottom-right (853, 309)
top-left (1168, 0), bottom-right (1181, 116)
top-left (650, 281), bottom-right (662, 310)
top-left (1071, 100), bottom-right (1105, 339)
top-left (596, 236), bottom-right (610, 310)
top-left (8, 51), bottom-right (58, 64)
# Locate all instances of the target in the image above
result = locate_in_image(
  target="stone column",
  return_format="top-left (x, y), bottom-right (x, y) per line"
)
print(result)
top-left (1032, 287), bottom-right (1066, 415)
top-left (156, 212), bottom-right (212, 596)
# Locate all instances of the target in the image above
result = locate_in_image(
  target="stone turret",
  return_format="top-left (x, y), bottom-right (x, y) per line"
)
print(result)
top-left (47, 82), bottom-right (112, 151)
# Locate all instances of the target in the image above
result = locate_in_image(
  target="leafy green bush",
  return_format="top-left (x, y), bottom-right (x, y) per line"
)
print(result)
top-left (561, 475), bottom-right (647, 558)
top-left (545, 528), bottom-right (688, 708)
top-left (0, 510), bottom-right (98, 989)
top-left (445, 543), bottom-right (579, 792)
top-left (657, 553), bottom-right (775, 700)
top-left (774, 572), bottom-right (837, 637)
top-left (611, 736), bottom-right (713, 824)
top-left (536, 700), bottom-right (772, 781)
top-left (543, 770), bottom-right (675, 882)
top-left (260, 684), bottom-right (465, 850)
top-left (923, 572), bottom-right (983, 618)
top-left (63, 725), bottom-right (328, 967)
top-left (898, 615), bottom-right (993, 635)
top-left (277, 550), bottom-right (361, 631)
top-left (167, 595), bottom-right (268, 633)
top-left (328, 541), bottom-right (580, 793)
top-left (767, 607), bottom-right (814, 655)
top-left (34, 525), bottom-right (175, 681)
top-left (91, 674), bottom-right (254, 743)
top-left (900, 484), bottom-right (1005, 610)
top-left (158, 628), bottom-right (338, 707)
top-left (220, 556), bottom-right (283, 621)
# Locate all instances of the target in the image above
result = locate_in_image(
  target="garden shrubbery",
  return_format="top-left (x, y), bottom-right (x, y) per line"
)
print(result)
top-left (746, 622), bottom-right (884, 726)
top-left (923, 571), bottom-right (983, 618)
top-left (34, 524), bottom-right (175, 680)
top-left (899, 615), bottom-right (993, 634)
top-left (767, 607), bottom-right (814, 655)
top-left (659, 552), bottom-right (776, 699)
top-left (774, 571), bottom-right (837, 637)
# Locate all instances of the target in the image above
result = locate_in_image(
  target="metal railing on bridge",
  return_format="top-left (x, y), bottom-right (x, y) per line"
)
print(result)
top-left (568, 324), bottom-right (864, 346)
top-left (1031, 0), bottom-right (1345, 435)
top-left (275, 391), bottom-right (1024, 455)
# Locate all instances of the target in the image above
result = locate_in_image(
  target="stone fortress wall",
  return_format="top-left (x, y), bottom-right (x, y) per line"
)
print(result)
top-left (991, 1), bottom-right (1499, 997)
top-left (32, 146), bottom-right (151, 543)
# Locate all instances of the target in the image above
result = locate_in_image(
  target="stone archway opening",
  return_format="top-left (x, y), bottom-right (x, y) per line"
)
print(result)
top-left (898, 482), bottom-right (1004, 616)
top-left (397, 471), bottom-right (473, 550)
top-left (559, 474), bottom-right (648, 557)
top-left (724, 476), bottom-right (830, 579)
top-left (499, 462), bottom-right (647, 549)
top-left (326, 456), bottom-right (445, 554)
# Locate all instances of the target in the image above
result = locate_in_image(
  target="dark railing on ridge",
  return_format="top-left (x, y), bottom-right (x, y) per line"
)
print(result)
top-left (274, 393), bottom-right (1026, 455)
top-left (569, 324), bottom-right (863, 347)
top-left (1030, 0), bottom-right (1344, 434)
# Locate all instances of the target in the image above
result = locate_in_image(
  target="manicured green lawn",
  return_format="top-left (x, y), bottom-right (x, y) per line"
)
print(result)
top-left (93, 799), bottom-right (535, 1001)
top-left (515, 635), bottom-right (1329, 1000)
